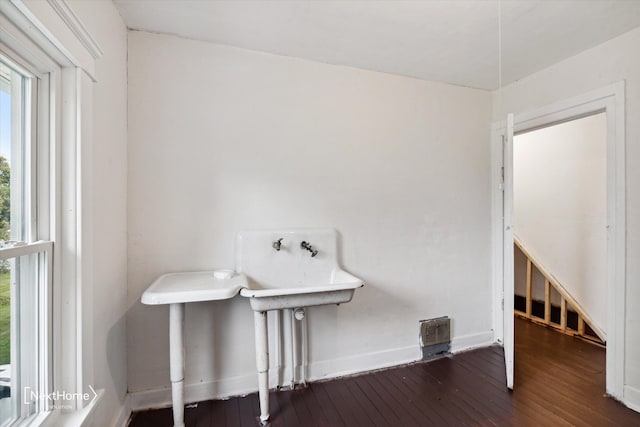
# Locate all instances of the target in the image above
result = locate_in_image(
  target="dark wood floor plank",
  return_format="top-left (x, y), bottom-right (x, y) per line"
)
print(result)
top-left (305, 383), bottom-right (342, 427)
top-left (419, 356), bottom-right (517, 425)
top-left (351, 374), bottom-right (404, 426)
top-left (286, 389), bottom-right (315, 427)
top-left (452, 352), bottom-right (544, 426)
top-left (224, 396), bottom-right (241, 427)
top-left (265, 389), bottom-right (285, 427)
top-left (129, 406), bottom-right (173, 427)
top-left (515, 354), bottom-right (613, 425)
top-left (289, 387), bottom-right (329, 427)
top-left (210, 398), bottom-right (227, 426)
top-left (385, 363), bottom-right (464, 426)
top-left (366, 365), bottom-right (435, 426)
top-left (376, 370), bottom-right (430, 423)
top-left (306, 382), bottom-right (345, 427)
top-left (414, 359), bottom-right (500, 423)
top-left (238, 394), bottom-right (258, 427)
top-left (315, 380), bottom-right (369, 427)
top-left (340, 377), bottom-right (388, 427)
top-left (514, 318), bottom-right (640, 426)
top-left (276, 389), bottom-right (303, 426)
top-left (129, 318), bottom-right (640, 427)
top-left (456, 346), bottom-right (579, 427)
top-left (184, 401), bottom-right (210, 427)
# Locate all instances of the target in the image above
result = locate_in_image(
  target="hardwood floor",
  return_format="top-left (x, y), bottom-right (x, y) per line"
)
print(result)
top-left (129, 318), bottom-right (640, 426)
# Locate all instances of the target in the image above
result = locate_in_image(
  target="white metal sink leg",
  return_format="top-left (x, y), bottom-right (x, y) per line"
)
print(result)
top-left (254, 311), bottom-right (270, 424)
top-left (170, 303), bottom-right (186, 427)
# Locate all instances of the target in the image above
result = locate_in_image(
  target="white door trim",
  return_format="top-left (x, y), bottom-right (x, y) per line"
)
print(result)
top-left (503, 114), bottom-right (515, 389)
top-left (491, 81), bottom-right (626, 399)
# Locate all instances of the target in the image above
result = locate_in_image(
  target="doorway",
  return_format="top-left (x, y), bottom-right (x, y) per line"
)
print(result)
top-left (491, 82), bottom-right (626, 399)
top-left (513, 113), bottom-right (607, 342)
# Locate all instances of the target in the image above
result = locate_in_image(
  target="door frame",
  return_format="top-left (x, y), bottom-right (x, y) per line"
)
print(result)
top-left (491, 81), bottom-right (626, 399)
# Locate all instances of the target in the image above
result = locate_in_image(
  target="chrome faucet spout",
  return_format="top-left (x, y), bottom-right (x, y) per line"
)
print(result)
top-left (300, 241), bottom-right (318, 257)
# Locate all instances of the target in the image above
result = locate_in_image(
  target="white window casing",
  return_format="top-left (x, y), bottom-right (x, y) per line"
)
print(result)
top-left (0, 0), bottom-right (103, 424)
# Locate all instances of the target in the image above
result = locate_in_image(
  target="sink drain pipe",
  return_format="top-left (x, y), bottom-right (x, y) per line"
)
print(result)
top-left (290, 309), bottom-right (297, 388)
top-left (290, 308), bottom-right (307, 387)
top-left (274, 309), bottom-right (283, 388)
top-left (300, 309), bottom-right (308, 385)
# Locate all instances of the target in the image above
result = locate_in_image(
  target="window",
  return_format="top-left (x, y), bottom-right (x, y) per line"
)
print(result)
top-left (0, 52), bottom-right (52, 426)
top-left (0, 1), bottom-right (103, 424)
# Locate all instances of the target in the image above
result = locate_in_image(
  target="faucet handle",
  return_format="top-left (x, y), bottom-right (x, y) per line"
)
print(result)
top-left (272, 238), bottom-right (283, 251)
top-left (301, 241), bottom-right (318, 257)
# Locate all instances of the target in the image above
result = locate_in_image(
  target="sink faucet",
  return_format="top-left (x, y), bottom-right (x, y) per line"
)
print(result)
top-left (300, 241), bottom-right (318, 257)
top-left (272, 238), bottom-right (283, 251)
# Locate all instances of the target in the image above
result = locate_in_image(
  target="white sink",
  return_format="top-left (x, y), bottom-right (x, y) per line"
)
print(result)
top-left (236, 228), bottom-right (364, 311)
top-left (142, 271), bottom-right (247, 305)
top-left (140, 270), bottom-right (248, 427)
top-left (237, 228), bottom-right (363, 424)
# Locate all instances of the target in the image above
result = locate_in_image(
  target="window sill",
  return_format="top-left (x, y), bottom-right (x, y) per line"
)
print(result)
top-left (39, 388), bottom-right (104, 427)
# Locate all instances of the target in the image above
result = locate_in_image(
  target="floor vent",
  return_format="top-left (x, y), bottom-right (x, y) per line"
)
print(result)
top-left (420, 316), bottom-right (451, 360)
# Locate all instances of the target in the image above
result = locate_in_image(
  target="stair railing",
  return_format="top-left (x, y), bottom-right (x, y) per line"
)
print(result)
top-left (514, 237), bottom-right (605, 345)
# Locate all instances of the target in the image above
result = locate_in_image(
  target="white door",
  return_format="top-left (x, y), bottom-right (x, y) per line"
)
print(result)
top-left (503, 113), bottom-right (515, 389)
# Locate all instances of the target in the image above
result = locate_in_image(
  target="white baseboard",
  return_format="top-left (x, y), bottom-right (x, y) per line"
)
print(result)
top-left (307, 344), bottom-right (421, 382)
top-left (124, 330), bottom-right (495, 414)
top-left (113, 394), bottom-right (132, 427)
top-left (127, 372), bottom-right (258, 412)
top-left (451, 331), bottom-right (496, 353)
top-left (624, 385), bottom-right (640, 413)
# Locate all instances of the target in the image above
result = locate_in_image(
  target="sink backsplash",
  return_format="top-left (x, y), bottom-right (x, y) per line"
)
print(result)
top-left (235, 228), bottom-right (340, 289)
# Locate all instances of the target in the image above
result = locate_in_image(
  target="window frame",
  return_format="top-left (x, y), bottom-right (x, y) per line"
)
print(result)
top-left (0, 0), bottom-right (103, 424)
top-left (0, 38), bottom-right (55, 427)
top-left (0, 242), bottom-right (53, 424)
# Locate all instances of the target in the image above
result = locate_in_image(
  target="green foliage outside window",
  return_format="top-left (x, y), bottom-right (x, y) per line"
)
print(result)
top-left (0, 157), bottom-right (7, 364)
top-left (0, 156), bottom-right (9, 274)
top-left (0, 156), bottom-right (9, 242)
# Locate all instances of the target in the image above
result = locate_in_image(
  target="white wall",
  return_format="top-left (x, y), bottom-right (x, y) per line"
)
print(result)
top-left (513, 114), bottom-right (607, 333)
top-left (66, 1), bottom-right (129, 424)
top-left (127, 31), bottom-right (493, 402)
top-left (493, 26), bottom-right (640, 409)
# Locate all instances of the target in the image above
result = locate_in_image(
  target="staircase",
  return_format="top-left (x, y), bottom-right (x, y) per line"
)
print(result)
top-left (514, 237), bottom-right (605, 346)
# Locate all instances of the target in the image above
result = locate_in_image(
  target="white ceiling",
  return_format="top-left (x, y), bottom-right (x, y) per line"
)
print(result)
top-left (113, 0), bottom-right (640, 90)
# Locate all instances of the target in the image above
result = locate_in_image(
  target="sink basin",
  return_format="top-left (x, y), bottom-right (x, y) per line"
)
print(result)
top-left (238, 228), bottom-right (363, 423)
top-left (236, 228), bottom-right (364, 311)
top-left (240, 268), bottom-right (362, 311)
top-left (142, 271), bottom-right (247, 305)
